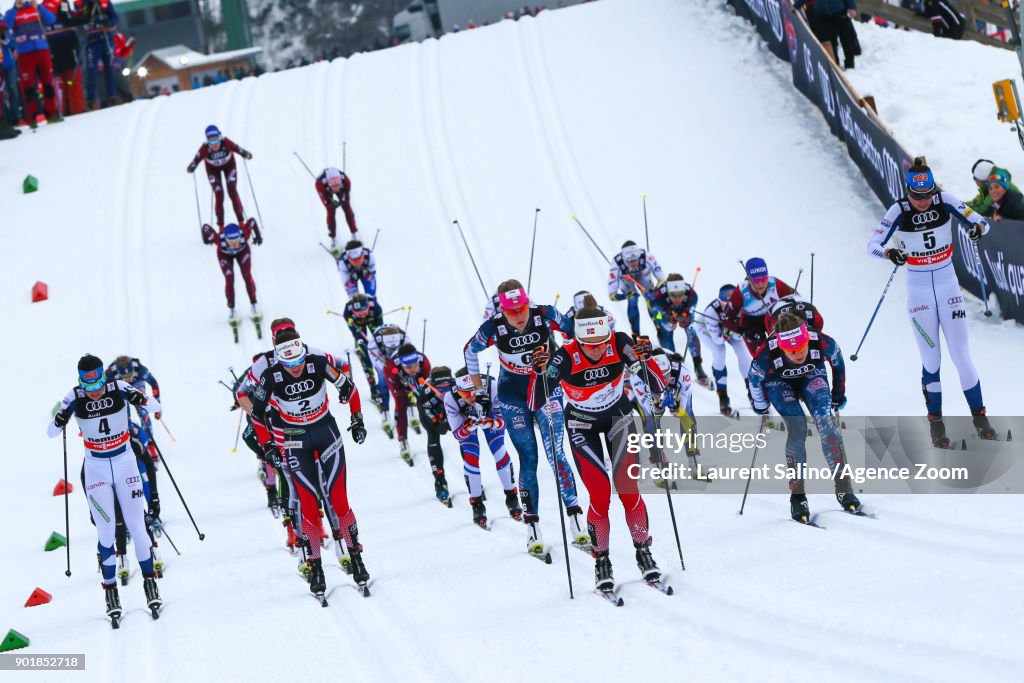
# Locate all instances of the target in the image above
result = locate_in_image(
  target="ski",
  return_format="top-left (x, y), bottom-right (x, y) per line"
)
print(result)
top-left (844, 506), bottom-right (877, 519)
top-left (474, 520), bottom-right (492, 531)
top-left (571, 538), bottom-right (592, 554)
top-left (109, 612), bottom-right (122, 629)
top-left (596, 589), bottom-right (624, 606)
top-left (793, 515), bottom-right (826, 529)
top-left (312, 592), bottom-right (329, 607)
top-left (149, 605), bottom-right (162, 620)
top-left (252, 316), bottom-right (263, 340)
top-left (400, 451), bottom-right (414, 467)
top-left (528, 546), bottom-right (553, 564)
top-left (230, 319), bottom-right (240, 344)
top-left (645, 579), bottom-right (674, 595)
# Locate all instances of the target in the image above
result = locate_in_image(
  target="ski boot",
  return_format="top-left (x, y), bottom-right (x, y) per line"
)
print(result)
top-left (972, 408), bottom-right (997, 440)
top-left (257, 463), bottom-right (266, 482)
top-left (566, 505), bottom-right (591, 552)
top-left (470, 496), bottom-right (488, 528)
top-left (329, 237), bottom-right (341, 259)
top-left (308, 558), bottom-right (327, 595)
top-left (410, 418), bottom-right (422, 435)
top-left (693, 358), bottom-right (712, 389)
top-left (117, 553), bottom-right (130, 585)
top-left (143, 573), bottom-right (162, 617)
top-left (634, 538), bottom-right (662, 582)
top-left (399, 439), bottom-right (413, 466)
top-left (594, 550), bottom-right (615, 592)
top-left (717, 388), bottom-right (735, 417)
top-left (525, 516), bottom-right (551, 563)
top-left (265, 485), bottom-right (277, 510)
top-left (928, 413), bottom-right (951, 449)
top-left (381, 414), bottom-right (395, 439)
top-left (836, 491), bottom-right (863, 514)
top-left (349, 550), bottom-right (371, 594)
top-left (434, 472), bottom-right (452, 507)
top-left (504, 488), bottom-right (523, 521)
top-left (790, 493), bottom-right (810, 523)
top-left (104, 583), bottom-right (122, 628)
top-left (152, 547), bottom-right (165, 578)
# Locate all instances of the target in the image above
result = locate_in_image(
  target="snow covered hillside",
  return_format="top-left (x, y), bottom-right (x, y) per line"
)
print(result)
top-left (2, 0), bottom-right (1022, 680)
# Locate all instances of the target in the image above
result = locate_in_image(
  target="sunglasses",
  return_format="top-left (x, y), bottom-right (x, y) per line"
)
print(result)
top-left (503, 304), bottom-right (529, 316)
top-left (280, 353), bottom-right (306, 368)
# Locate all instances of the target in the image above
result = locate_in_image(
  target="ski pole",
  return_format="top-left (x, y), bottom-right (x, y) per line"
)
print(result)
top-left (371, 227), bottom-right (381, 251)
top-left (527, 208), bottom-right (540, 293)
top-left (850, 265), bottom-right (899, 361)
top-left (292, 151), bottom-right (315, 178)
top-left (453, 219), bottom-right (489, 299)
top-left (421, 319), bottom-right (428, 353)
top-left (159, 522), bottom-right (180, 555)
top-left (794, 267), bottom-right (804, 293)
top-left (191, 172), bottom-right (204, 232)
top-left (973, 240), bottom-right (993, 317)
top-left (643, 195), bottom-right (650, 251)
top-left (243, 158), bottom-right (266, 233)
top-left (739, 418), bottom-right (768, 515)
top-left (62, 427), bottom-right (71, 577)
top-left (232, 409), bottom-right (243, 453)
top-left (345, 350), bottom-right (354, 383)
top-left (326, 309), bottom-right (345, 318)
top-left (342, 140), bottom-right (347, 173)
top-left (571, 216), bottom-right (611, 263)
top-left (691, 266), bottom-right (702, 289)
top-left (141, 423), bottom-right (205, 541)
top-left (218, 379), bottom-right (235, 394)
top-left (158, 417), bottom-right (176, 443)
top-left (382, 305), bottom-right (408, 316)
top-left (635, 354), bottom-right (685, 571)
top-left (810, 252), bottom-right (816, 304)
top-left (538, 367), bottom-right (574, 599)
top-left (318, 242), bottom-right (337, 259)
top-left (403, 306), bottom-right (412, 333)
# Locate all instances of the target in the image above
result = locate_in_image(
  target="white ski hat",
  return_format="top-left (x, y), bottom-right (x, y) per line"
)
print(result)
top-left (575, 314), bottom-right (612, 344)
top-left (973, 160), bottom-right (995, 182)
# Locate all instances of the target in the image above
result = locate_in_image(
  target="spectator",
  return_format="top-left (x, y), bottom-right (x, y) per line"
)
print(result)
top-left (75, 0), bottom-right (118, 109)
top-left (201, 73), bottom-right (213, 86)
top-left (42, 0), bottom-right (82, 116)
top-left (191, 75), bottom-right (199, 89)
top-left (985, 170), bottom-right (1024, 221)
top-left (1, 14), bottom-right (23, 126)
top-left (793, 0), bottom-right (861, 70)
top-left (4, 0), bottom-right (58, 125)
top-left (968, 159), bottom-right (1018, 215)
top-left (213, 69), bottom-right (226, 84)
top-left (110, 29), bottom-right (133, 103)
top-left (918, 0), bottom-right (965, 40)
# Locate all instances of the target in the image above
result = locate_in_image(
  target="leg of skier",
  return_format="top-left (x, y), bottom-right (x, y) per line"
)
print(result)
top-left (219, 254), bottom-right (237, 315)
top-left (225, 163), bottom-right (246, 225)
top-left (237, 249), bottom-right (258, 307)
top-left (209, 170), bottom-right (226, 228)
top-left (766, 379), bottom-right (812, 520)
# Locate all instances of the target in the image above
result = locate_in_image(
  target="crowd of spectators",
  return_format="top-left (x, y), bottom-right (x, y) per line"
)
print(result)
top-left (968, 159), bottom-right (1024, 222)
top-left (1, 0), bottom-right (133, 139)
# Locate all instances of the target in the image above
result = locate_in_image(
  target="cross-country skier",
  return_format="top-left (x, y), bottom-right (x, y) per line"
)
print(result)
top-left (342, 294), bottom-right (385, 408)
top-left (186, 125), bottom-right (252, 230)
top-left (464, 279), bottom-right (586, 560)
top-left (105, 356), bottom-right (161, 462)
top-left (256, 328), bottom-right (369, 600)
top-left (202, 221), bottom-right (262, 324)
top-left (608, 241), bottom-right (664, 335)
top-left (533, 308), bottom-right (667, 593)
top-left (644, 273), bottom-right (709, 387)
top-left (48, 354), bottom-right (164, 625)
top-left (867, 159), bottom-right (997, 446)
top-left (748, 311), bottom-right (859, 522)
top-left (337, 239), bottom-right (376, 298)
top-left (698, 284), bottom-right (753, 416)
top-left (367, 324), bottom-right (407, 438)
top-left (721, 257), bottom-right (797, 355)
top-left (315, 166), bottom-right (358, 249)
top-left (383, 343), bottom-right (452, 502)
top-left (445, 367), bottom-right (522, 527)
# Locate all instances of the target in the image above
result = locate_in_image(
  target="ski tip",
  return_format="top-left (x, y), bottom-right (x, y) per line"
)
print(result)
top-left (1007, 430), bottom-right (1013, 442)
top-left (961, 438), bottom-right (967, 451)
top-left (665, 585), bottom-right (675, 596)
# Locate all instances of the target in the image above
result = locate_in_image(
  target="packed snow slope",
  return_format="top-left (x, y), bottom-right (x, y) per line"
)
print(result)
top-left (2, 0), bottom-right (1023, 680)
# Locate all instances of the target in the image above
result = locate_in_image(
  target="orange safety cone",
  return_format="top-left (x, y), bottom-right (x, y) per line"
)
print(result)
top-left (24, 588), bottom-right (52, 608)
top-left (53, 479), bottom-right (72, 496)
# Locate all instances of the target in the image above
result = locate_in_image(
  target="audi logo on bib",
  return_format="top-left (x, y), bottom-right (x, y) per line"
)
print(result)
top-left (86, 398), bottom-right (114, 411)
top-left (284, 380), bottom-right (315, 395)
top-left (509, 332), bottom-right (541, 349)
top-left (912, 211), bottom-right (940, 225)
top-left (781, 364), bottom-right (815, 378)
top-left (584, 367), bottom-right (610, 381)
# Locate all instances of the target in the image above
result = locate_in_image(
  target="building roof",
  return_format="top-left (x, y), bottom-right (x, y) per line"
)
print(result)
top-left (139, 45), bottom-right (263, 71)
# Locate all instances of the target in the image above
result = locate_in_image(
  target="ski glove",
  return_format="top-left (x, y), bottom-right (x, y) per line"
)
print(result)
top-left (885, 248), bottom-right (908, 266)
top-left (243, 151), bottom-right (253, 160)
top-left (744, 330), bottom-right (766, 347)
top-left (149, 496), bottom-right (161, 518)
top-left (54, 410), bottom-right (69, 429)
top-left (263, 443), bottom-right (282, 468)
top-left (127, 390), bottom-right (146, 407)
top-left (752, 403), bottom-right (770, 416)
top-left (349, 413), bottom-right (367, 444)
top-left (253, 234), bottom-right (263, 246)
top-left (967, 223), bottom-right (986, 241)
top-left (632, 335), bottom-right (652, 360)
top-left (531, 346), bottom-right (551, 373)
top-left (186, 162), bottom-right (196, 173)
top-left (831, 392), bottom-right (847, 412)
top-left (476, 389), bottom-right (492, 416)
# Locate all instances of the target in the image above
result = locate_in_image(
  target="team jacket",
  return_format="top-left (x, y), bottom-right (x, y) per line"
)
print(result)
top-left (190, 138), bottom-right (249, 171)
top-left (464, 304), bottom-right (572, 409)
top-left (104, 358), bottom-right (160, 398)
top-left (315, 170), bottom-right (352, 208)
top-left (868, 191), bottom-right (988, 273)
top-left (257, 348), bottom-right (360, 438)
top-left (443, 380), bottom-right (503, 441)
top-left (645, 280), bottom-right (698, 330)
top-left (545, 332), bottom-right (665, 415)
top-left (3, 3), bottom-right (56, 54)
top-left (721, 277), bottom-right (796, 336)
top-left (382, 351), bottom-right (432, 403)
top-left (748, 330), bottom-right (846, 412)
top-left (342, 297), bottom-right (384, 343)
top-left (608, 250), bottom-right (663, 299)
top-left (367, 327), bottom-right (406, 377)
top-left (338, 249), bottom-right (376, 286)
top-left (48, 380), bottom-right (161, 457)
top-left (201, 220), bottom-right (261, 255)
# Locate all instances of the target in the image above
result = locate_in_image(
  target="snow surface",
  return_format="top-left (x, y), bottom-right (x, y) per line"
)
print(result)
top-left (2, 0), bottom-right (1023, 680)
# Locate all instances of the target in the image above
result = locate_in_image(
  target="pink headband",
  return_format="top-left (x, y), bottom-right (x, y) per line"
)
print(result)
top-left (778, 324), bottom-right (810, 352)
top-left (498, 288), bottom-right (529, 311)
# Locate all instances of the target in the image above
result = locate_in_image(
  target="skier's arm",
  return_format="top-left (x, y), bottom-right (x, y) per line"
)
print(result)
top-left (747, 353), bottom-right (771, 413)
top-left (325, 359), bottom-right (362, 415)
top-left (187, 146), bottom-right (205, 172)
top-left (646, 255), bottom-right (664, 284)
top-left (224, 138), bottom-right (252, 159)
top-left (608, 265), bottom-right (627, 300)
top-left (540, 304), bottom-right (573, 337)
top-left (138, 363), bottom-right (160, 399)
top-left (867, 204), bottom-right (903, 260)
top-left (443, 393), bottom-right (471, 440)
top-left (47, 390), bottom-right (78, 437)
top-left (821, 334), bottom-right (847, 400)
top-left (464, 320), bottom-right (496, 387)
top-left (941, 192), bottom-right (990, 234)
top-left (622, 334), bottom-right (666, 392)
top-left (118, 380), bottom-right (161, 416)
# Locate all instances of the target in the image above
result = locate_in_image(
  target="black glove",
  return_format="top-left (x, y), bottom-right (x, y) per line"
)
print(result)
top-left (54, 410), bottom-right (69, 429)
top-left (187, 162), bottom-right (196, 174)
top-left (149, 496), bottom-right (161, 518)
top-left (967, 223), bottom-right (985, 241)
top-left (349, 413), bottom-right (367, 444)
top-left (253, 233), bottom-right (263, 246)
top-left (531, 346), bottom-right (550, 374)
top-left (632, 334), bottom-right (652, 360)
top-left (753, 404), bottom-right (770, 416)
top-left (243, 151), bottom-right (253, 160)
top-left (476, 388), bottom-right (492, 415)
top-left (127, 390), bottom-right (146, 407)
top-left (744, 329), bottom-right (766, 347)
top-left (369, 382), bottom-right (382, 404)
top-left (263, 442), bottom-right (282, 469)
top-left (886, 248), bottom-right (908, 266)
top-left (331, 196), bottom-right (341, 208)
top-left (831, 392), bottom-right (847, 412)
